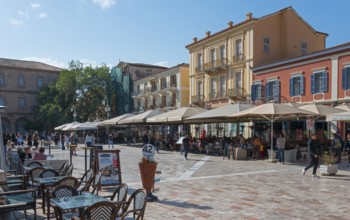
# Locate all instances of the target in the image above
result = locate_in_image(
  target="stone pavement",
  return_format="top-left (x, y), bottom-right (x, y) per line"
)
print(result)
top-left (9, 144), bottom-right (350, 219)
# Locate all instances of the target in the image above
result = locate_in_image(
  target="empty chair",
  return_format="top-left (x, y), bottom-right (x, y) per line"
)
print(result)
top-left (120, 188), bottom-right (147, 220)
top-left (50, 185), bottom-right (79, 220)
top-left (39, 169), bottom-right (59, 178)
top-left (56, 176), bottom-right (79, 189)
top-left (28, 166), bottom-right (45, 188)
top-left (80, 171), bottom-right (101, 195)
top-left (73, 201), bottom-right (119, 220)
top-left (78, 169), bottom-right (94, 187)
top-left (58, 162), bottom-right (68, 176)
top-left (26, 161), bottom-right (43, 168)
top-left (65, 164), bottom-right (74, 177)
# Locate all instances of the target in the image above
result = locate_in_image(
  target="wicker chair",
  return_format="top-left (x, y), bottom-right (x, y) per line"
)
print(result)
top-left (27, 161), bottom-right (43, 168)
top-left (28, 166), bottom-right (45, 188)
top-left (110, 183), bottom-right (128, 203)
top-left (39, 169), bottom-right (59, 178)
top-left (56, 176), bottom-right (79, 189)
top-left (50, 185), bottom-right (79, 220)
top-left (74, 201), bottom-right (119, 220)
top-left (65, 164), bottom-right (74, 177)
top-left (78, 169), bottom-right (94, 187)
top-left (120, 188), bottom-right (147, 220)
top-left (58, 162), bottom-right (69, 176)
top-left (80, 171), bottom-right (102, 195)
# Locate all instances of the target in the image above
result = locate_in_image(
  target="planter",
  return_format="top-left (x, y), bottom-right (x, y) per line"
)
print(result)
top-left (320, 164), bottom-right (338, 175)
top-left (267, 149), bottom-right (277, 159)
top-left (284, 148), bottom-right (297, 163)
top-left (234, 148), bottom-right (247, 160)
top-left (138, 161), bottom-right (157, 195)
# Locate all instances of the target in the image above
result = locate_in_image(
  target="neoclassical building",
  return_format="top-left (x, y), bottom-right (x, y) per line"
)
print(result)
top-left (0, 58), bottom-right (62, 133)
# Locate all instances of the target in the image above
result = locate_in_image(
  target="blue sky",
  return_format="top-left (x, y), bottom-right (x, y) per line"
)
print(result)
top-left (1, 0), bottom-right (350, 69)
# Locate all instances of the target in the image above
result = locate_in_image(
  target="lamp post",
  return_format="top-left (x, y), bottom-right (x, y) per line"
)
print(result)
top-left (0, 105), bottom-right (6, 171)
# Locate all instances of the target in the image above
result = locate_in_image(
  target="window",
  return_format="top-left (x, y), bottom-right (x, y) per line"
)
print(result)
top-left (150, 80), bottom-right (157, 91)
top-left (19, 98), bottom-right (25, 109)
top-left (219, 75), bottom-right (226, 98)
top-left (235, 39), bottom-right (242, 55)
top-left (263, 37), bottom-right (270, 53)
top-left (18, 76), bottom-right (25, 87)
top-left (220, 45), bottom-right (226, 60)
top-left (0, 97), bottom-right (4, 106)
top-left (235, 72), bottom-right (242, 89)
top-left (342, 66), bottom-right (350, 90)
top-left (290, 75), bottom-right (304, 96)
top-left (37, 77), bottom-right (43, 88)
top-left (251, 83), bottom-right (262, 102)
top-left (311, 71), bottom-right (328, 94)
top-left (265, 80), bottom-right (280, 102)
top-left (137, 85), bottom-right (140, 93)
top-left (161, 78), bottom-right (167, 89)
top-left (197, 81), bottom-right (203, 96)
top-left (301, 42), bottom-right (307, 55)
top-left (0, 74), bottom-right (4, 86)
top-left (210, 78), bottom-right (217, 99)
top-left (197, 53), bottom-right (203, 71)
top-left (210, 48), bottom-right (216, 66)
top-left (170, 75), bottom-right (176, 87)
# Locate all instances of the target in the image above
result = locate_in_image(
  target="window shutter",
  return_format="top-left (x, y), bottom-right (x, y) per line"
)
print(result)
top-left (265, 82), bottom-right (270, 100)
top-left (251, 84), bottom-right (256, 101)
top-left (311, 74), bottom-right (315, 94)
top-left (322, 71), bottom-right (328, 92)
top-left (300, 76), bottom-right (305, 95)
top-left (274, 81), bottom-right (280, 102)
top-left (289, 78), bottom-right (294, 96)
top-left (259, 84), bottom-right (263, 99)
top-left (342, 68), bottom-right (348, 90)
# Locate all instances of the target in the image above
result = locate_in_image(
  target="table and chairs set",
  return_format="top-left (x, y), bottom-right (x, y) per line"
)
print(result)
top-left (0, 162), bottom-right (148, 220)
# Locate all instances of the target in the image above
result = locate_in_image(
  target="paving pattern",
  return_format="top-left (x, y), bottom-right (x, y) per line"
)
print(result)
top-left (7, 144), bottom-right (350, 219)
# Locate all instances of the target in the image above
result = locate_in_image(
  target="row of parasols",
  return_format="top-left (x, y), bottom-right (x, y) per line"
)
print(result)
top-left (55, 102), bottom-right (350, 131)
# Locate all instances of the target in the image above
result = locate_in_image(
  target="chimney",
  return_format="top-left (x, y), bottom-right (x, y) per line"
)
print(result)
top-left (193, 37), bottom-right (198, 43)
top-left (206, 31), bottom-right (211, 38)
top-left (246, 12), bottom-right (253, 20)
top-left (227, 21), bottom-right (234, 28)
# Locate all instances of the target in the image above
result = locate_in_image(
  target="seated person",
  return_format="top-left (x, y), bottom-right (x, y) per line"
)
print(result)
top-left (19, 146), bottom-right (32, 164)
top-left (33, 147), bottom-right (47, 160)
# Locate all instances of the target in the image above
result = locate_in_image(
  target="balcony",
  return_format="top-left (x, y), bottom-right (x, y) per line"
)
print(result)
top-left (227, 87), bottom-right (249, 102)
top-left (203, 59), bottom-right (228, 73)
top-left (191, 95), bottom-right (205, 104)
top-left (208, 91), bottom-right (227, 101)
top-left (232, 54), bottom-right (245, 63)
top-left (195, 66), bottom-right (204, 75)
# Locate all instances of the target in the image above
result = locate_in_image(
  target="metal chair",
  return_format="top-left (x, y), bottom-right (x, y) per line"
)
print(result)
top-left (56, 176), bottom-right (79, 189)
top-left (39, 169), bottom-right (59, 178)
top-left (80, 171), bottom-right (102, 195)
top-left (78, 169), bottom-right (94, 187)
top-left (65, 163), bottom-right (74, 177)
top-left (26, 161), bottom-right (43, 168)
top-left (110, 183), bottom-right (128, 204)
top-left (75, 201), bottom-right (119, 220)
top-left (28, 166), bottom-right (45, 189)
top-left (49, 185), bottom-right (79, 220)
top-left (120, 188), bottom-right (147, 220)
top-left (58, 161), bottom-right (69, 176)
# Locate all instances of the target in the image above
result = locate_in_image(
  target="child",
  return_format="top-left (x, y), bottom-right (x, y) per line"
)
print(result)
top-left (259, 144), bottom-right (264, 159)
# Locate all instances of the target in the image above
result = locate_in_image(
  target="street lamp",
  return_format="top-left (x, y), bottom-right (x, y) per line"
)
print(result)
top-left (102, 96), bottom-right (111, 119)
top-left (71, 105), bottom-right (77, 122)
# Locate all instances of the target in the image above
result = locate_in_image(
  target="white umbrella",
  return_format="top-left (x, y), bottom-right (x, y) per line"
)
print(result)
top-left (118, 110), bottom-right (163, 125)
top-left (326, 111), bottom-right (350, 122)
top-left (54, 123), bottom-right (70, 131)
top-left (227, 103), bottom-right (317, 160)
top-left (147, 107), bottom-right (207, 124)
top-left (298, 104), bottom-right (345, 118)
top-left (62, 122), bottom-right (81, 131)
top-left (335, 103), bottom-right (350, 111)
top-left (99, 114), bottom-right (135, 126)
top-left (70, 122), bottom-right (97, 131)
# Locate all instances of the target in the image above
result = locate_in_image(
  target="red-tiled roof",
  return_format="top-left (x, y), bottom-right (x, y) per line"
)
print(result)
top-left (0, 58), bottom-right (62, 72)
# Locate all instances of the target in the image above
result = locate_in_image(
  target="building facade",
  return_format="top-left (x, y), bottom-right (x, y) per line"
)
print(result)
top-left (111, 62), bottom-right (169, 116)
top-left (132, 63), bottom-right (189, 113)
top-left (0, 58), bottom-right (62, 132)
top-left (186, 7), bottom-right (327, 109)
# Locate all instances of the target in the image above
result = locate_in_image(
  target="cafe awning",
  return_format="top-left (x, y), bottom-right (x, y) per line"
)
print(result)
top-left (147, 106), bottom-right (207, 124)
top-left (118, 110), bottom-right (163, 125)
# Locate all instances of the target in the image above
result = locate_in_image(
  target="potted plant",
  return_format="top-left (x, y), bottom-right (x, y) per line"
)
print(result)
top-left (139, 144), bottom-right (158, 201)
top-left (319, 151), bottom-right (338, 175)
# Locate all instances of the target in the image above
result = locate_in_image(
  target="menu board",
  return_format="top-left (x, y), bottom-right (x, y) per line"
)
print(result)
top-left (94, 150), bottom-right (122, 186)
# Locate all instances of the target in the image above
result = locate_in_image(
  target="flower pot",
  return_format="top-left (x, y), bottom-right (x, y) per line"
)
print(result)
top-left (138, 161), bottom-right (157, 195)
top-left (320, 164), bottom-right (338, 175)
top-left (284, 148), bottom-right (297, 163)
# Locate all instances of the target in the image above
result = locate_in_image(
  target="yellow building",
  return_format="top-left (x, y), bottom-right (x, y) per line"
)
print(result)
top-left (186, 7), bottom-right (327, 109)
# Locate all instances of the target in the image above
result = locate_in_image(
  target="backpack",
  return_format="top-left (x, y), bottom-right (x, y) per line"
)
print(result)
top-left (334, 138), bottom-right (341, 149)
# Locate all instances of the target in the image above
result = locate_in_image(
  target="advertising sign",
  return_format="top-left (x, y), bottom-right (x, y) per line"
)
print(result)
top-left (95, 150), bottom-right (122, 186)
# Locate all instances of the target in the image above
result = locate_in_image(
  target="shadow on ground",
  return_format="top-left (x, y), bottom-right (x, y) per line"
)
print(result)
top-left (157, 199), bottom-right (213, 210)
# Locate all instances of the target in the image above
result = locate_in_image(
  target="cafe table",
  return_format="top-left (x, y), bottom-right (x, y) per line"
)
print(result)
top-left (36, 176), bottom-right (65, 214)
top-left (48, 192), bottom-right (109, 219)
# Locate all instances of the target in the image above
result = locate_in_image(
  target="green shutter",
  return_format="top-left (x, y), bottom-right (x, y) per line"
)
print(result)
top-left (311, 74), bottom-right (316, 94)
top-left (343, 68), bottom-right (348, 90)
top-left (265, 82), bottom-right (270, 100)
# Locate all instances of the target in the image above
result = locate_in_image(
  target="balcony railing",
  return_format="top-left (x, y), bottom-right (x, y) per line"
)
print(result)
top-left (195, 66), bottom-right (204, 74)
top-left (191, 95), bottom-right (205, 103)
top-left (232, 54), bottom-right (245, 62)
top-left (208, 91), bottom-right (226, 101)
top-left (203, 59), bottom-right (228, 73)
top-left (227, 88), bottom-right (245, 97)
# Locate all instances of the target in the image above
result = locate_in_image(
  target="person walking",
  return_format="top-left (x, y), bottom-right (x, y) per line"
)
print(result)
top-left (302, 134), bottom-right (321, 178)
top-left (85, 132), bottom-right (93, 147)
top-left (332, 133), bottom-right (342, 163)
top-left (345, 133), bottom-right (350, 164)
top-left (182, 134), bottom-right (190, 160)
top-left (108, 133), bottom-right (114, 149)
top-left (60, 133), bottom-right (65, 150)
top-left (276, 133), bottom-right (286, 164)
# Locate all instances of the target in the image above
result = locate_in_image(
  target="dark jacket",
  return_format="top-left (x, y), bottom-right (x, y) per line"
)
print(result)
top-left (19, 152), bottom-right (32, 163)
top-left (182, 137), bottom-right (190, 150)
top-left (309, 139), bottom-right (320, 158)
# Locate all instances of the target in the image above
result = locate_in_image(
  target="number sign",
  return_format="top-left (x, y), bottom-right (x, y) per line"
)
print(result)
top-left (142, 144), bottom-right (155, 160)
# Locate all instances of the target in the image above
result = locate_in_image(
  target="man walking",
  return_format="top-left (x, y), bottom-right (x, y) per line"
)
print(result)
top-left (302, 134), bottom-right (321, 178)
top-left (182, 134), bottom-right (190, 160)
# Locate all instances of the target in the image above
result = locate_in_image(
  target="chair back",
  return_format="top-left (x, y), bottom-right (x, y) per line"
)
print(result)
top-left (58, 162), bottom-right (68, 175)
top-left (111, 183), bottom-right (128, 203)
top-left (39, 169), bottom-right (59, 178)
top-left (27, 161), bottom-right (43, 168)
top-left (29, 167), bottom-right (45, 182)
top-left (80, 171), bottom-right (102, 194)
top-left (80, 201), bottom-right (119, 220)
top-left (51, 184), bottom-right (79, 199)
top-left (121, 188), bottom-right (147, 220)
top-left (56, 176), bottom-right (79, 188)
top-left (65, 164), bottom-right (74, 177)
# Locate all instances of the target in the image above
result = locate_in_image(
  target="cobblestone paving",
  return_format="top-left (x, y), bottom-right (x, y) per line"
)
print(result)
top-left (9, 144), bottom-right (350, 219)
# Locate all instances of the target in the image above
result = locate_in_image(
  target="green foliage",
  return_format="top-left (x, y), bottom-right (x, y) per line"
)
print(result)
top-left (321, 151), bottom-right (336, 165)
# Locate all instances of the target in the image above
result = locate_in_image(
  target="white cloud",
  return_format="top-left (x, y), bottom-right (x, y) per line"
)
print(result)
top-left (30, 3), bottom-right (41, 9)
top-left (153, 61), bottom-right (169, 67)
top-left (92, 0), bottom-right (116, 10)
top-left (22, 57), bottom-right (67, 69)
top-left (10, 19), bottom-right (24, 26)
top-left (18, 11), bottom-right (29, 18)
top-left (39, 12), bottom-right (48, 18)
